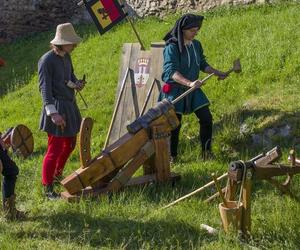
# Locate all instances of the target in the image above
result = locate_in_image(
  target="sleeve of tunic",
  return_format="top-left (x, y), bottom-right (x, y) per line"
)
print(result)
top-left (162, 44), bottom-right (180, 82)
top-left (197, 41), bottom-right (210, 72)
top-left (68, 55), bottom-right (78, 83)
top-left (38, 56), bottom-right (54, 106)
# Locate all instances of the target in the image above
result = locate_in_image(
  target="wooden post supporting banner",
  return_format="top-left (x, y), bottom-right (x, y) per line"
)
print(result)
top-left (126, 16), bottom-right (145, 50)
top-left (118, 0), bottom-right (146, 50)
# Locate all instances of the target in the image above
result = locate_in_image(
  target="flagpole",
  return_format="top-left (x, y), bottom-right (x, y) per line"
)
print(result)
top-left (125, 16), bottom-right (145, 50)
top-left (118, 0), bottom-right (146, 50)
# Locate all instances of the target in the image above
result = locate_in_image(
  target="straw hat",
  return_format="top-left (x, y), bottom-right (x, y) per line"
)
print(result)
top-left (50, 23), bottom-right (82, 45)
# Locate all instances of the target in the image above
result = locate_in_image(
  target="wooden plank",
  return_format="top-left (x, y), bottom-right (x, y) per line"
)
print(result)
top-left (79, 117), bottom-right (93, 168)
top-left (126, 172), bottom-right (180, 186)
top-left (62, 128), bottom-right (150, 194)
top-left (225, 179), bottom-right (238, 201)
top-left (241, 170), bottom-right (252, 235)
top-left (108, 42), bottom-right (165, 145)
top-left (107, 141), bottom-right (155, 192)
top-left (61, 172), bottom-right (181, 202)
top-left (152, 125), bottom-right (171, 182)
top-left (254, 164), bottom-right (300, 179)
top-left (254, 146), bottom-right (281, 167)
top-left (143, 155), bottom-right (156, 175)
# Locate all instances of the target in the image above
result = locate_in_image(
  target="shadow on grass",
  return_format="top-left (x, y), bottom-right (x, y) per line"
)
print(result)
top-left (15, 212), bottom-right (213, 248)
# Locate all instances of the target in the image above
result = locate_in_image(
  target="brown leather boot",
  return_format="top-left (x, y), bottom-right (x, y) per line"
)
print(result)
top-left (3, 194), bottom-right (26, 221)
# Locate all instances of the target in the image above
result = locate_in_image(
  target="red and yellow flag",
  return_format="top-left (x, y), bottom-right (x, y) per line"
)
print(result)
top-left (84, 0), bottom-right (127, 35)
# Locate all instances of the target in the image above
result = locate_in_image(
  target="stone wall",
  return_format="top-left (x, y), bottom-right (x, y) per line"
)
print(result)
top-left (126, 0), bottom-right (268, 17)
top-left (0, 0), bottom-right (89, 42)
top-left (0, 0), bottom-right (269, 42)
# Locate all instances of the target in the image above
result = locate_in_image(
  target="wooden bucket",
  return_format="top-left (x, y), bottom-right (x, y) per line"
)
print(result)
top-left (219, 201), bottom-right (242, 232)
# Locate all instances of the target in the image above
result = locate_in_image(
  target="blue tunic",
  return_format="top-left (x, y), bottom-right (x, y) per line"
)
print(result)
top-left (159, 40), bottom-right (210, 114)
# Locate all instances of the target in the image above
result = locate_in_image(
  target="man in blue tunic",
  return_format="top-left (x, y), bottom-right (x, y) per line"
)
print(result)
top-left (159, 14), bottom-right (228, 161)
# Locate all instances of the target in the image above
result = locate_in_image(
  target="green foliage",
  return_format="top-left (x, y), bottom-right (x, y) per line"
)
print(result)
top-left (1, 1), bottom-right (300, 249)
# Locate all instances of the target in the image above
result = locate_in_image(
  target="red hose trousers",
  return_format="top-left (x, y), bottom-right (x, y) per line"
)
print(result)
top-left (42, 134), bottom-right (76, 185)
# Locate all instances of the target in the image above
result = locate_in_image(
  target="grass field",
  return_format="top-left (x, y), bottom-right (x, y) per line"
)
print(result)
top-left (0, 1), bottom-right (300, 249)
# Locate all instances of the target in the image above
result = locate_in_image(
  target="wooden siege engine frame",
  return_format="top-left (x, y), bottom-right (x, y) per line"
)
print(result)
top-left (224, 146), bottom-right (300, 236)
top-left (61, 105), bottom-right (181, 202)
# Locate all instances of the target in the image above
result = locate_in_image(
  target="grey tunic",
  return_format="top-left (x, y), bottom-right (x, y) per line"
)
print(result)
top-left (38, 50), bottom-right (81, 137)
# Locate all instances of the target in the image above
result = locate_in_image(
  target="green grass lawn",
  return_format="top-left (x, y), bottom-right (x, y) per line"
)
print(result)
top-left (1, 1), bottom-right (300, 249)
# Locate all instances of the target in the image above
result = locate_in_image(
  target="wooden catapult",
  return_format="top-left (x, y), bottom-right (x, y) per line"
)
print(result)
top-left (225, 144), bottom-right (300, 235)
top-left (163, 145), bottom-right (300, 235)
top-left (61, 99), bottom-right (181, 202)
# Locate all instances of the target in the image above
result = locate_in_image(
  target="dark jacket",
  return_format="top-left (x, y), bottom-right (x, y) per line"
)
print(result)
top-left (38, 50), bottom-right (81, 137)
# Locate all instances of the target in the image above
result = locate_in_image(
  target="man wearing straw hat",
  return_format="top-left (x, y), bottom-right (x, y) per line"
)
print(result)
top-left (38, 23), bottom-right (85, 200)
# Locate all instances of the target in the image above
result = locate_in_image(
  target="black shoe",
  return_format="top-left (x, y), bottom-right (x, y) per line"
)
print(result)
top-left (202, 151), bottom-right (216, 161)
top-left (53, 175), bottom-right (64, 184)
top-left (44, 184), bottom-right (60, 200)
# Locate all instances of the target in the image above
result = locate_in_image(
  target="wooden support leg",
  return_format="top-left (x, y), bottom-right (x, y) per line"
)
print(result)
top-left (107, 141), bottom-right (155, 192)
top-left (143, 155), bottom-right (156, 175)
top-left (151, 125), bottom-right (171, 182)
top-left (225, 179), bottom-right (238, 201)
top-left (90, 168), bottom-right (121, 189)
top-left (241, 170), bottom-right (252, 236)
